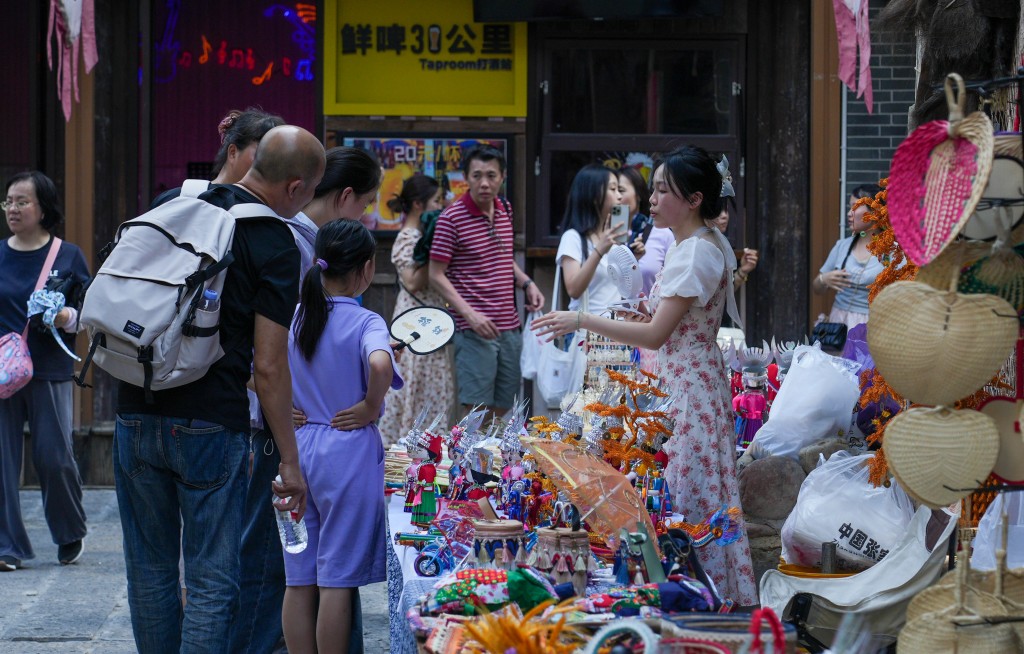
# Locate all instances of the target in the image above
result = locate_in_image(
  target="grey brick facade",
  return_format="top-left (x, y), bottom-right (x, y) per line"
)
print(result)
top-left (843, 0), bottom-right (917, 197)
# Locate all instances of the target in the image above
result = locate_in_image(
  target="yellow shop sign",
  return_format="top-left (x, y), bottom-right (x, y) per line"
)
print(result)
top-left (324, 0), bottom-right (527, 117)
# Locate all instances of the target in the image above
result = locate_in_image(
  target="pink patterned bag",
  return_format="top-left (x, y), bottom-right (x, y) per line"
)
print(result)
top-left (0, 238), bottom-right (62, 399)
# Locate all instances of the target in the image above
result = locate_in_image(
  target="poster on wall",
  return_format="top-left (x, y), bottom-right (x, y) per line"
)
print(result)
top-left (341, 135), bottom-right (509, 232)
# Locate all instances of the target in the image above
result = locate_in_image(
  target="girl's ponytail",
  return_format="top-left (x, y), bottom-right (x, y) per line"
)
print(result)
top-left (293, 260), bottom-right (330, 361)
top-left (292, 220), bottom-right (377, 361)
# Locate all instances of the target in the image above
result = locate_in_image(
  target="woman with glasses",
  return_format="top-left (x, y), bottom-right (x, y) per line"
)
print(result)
top-left (0, 171), bottom-right (90, 572)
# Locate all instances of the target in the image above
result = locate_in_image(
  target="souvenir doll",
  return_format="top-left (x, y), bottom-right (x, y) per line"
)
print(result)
top-left (411, 434), bottom-right (442, 528)
top-left (729, 342), bottom-right (774, 450)
top-left (404, 453), bottom-right (422, 514)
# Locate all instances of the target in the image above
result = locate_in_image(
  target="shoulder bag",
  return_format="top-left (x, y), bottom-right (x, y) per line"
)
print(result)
top-left (0, 237), bottom-right (62, 399)
top-left (535, 263), bottom-right (588, 409)
top-left (811, 238), bottom-right (857, 351)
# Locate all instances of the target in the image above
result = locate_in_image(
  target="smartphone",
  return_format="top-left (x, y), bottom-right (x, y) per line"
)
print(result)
top-left (610, 204), bottom-right (630, 244)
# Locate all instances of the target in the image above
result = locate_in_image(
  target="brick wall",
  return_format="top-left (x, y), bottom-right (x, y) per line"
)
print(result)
top-left (843, 0), bottom-right (917, 199)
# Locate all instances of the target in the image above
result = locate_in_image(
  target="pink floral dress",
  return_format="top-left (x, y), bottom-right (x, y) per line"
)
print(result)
top-left (378, 227), bottom-right (455, 445)
top-left (650, 230), bottom-right (758, 605)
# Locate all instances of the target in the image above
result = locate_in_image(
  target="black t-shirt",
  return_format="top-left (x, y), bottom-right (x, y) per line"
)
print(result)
top-left (116, 184), bottom-right (299, 433)
top-left (0, 237), bottom-right (91, 381)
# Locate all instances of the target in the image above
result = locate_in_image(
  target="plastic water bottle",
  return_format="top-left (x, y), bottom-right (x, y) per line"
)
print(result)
top-left (197, 289), bottom-right (220, 312)
top-left (274, 475), bottom-right (308, 554)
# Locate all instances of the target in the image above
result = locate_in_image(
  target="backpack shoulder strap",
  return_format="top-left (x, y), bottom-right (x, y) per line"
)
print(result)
top-left (228, 202), bottom-right (282, 221)
top-left (180, 179), bottom-right (212, 198)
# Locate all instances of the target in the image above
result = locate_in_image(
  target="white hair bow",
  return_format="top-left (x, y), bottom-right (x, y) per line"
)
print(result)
top-left (717, 156), bottom-right (735, 198)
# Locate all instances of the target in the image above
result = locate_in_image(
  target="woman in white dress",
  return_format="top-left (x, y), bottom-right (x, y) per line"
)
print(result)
top-left (534, 146), bottom-right (757, 605)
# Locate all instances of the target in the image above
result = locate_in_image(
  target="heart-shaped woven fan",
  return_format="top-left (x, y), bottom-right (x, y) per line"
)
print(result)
top-left (888, 73), bottom-right (994, 266)
top-left (883, 406), bottom-right (999, 509)
top-left (867, 281), bottom-right (1016, 406)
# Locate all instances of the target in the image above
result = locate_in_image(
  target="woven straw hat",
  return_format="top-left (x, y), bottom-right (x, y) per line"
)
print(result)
top-left (961, 134), bottom-right (1024, 241)
top-left (980, 398), bottom-right (1024, 483)
top-left (888, 73), bottom-right (994, 266)
top-left (868, 281), bottom-right (1017, 406)
top-left (915, 241), bottom-right (992, 290)
top-left (883, 407), bottom-right (999, 509)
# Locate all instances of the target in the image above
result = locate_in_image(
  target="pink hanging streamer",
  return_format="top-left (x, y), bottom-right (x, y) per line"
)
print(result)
top-left (833, 0), bottom-right (874, 114)
top-left (47, 0), bottom-right (99, 122)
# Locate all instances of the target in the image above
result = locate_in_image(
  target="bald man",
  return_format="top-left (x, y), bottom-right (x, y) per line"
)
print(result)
top-left (115, 125), bottom-right (325, 653)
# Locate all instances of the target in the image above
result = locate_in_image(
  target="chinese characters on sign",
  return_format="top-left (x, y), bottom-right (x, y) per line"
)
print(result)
top-left (324, 0), bottom-right (527, 116)
top-left (836, 522), bottom-right (889, 566)
top-left (338, 22), bottom-right (514, 71)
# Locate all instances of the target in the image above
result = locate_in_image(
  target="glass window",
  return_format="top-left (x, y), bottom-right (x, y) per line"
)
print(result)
top-left (549, 44), bottom-right (737, 135)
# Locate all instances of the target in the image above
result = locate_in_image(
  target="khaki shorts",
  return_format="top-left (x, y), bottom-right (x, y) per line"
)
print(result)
top-left (453, 328), bottom-right (522, 409)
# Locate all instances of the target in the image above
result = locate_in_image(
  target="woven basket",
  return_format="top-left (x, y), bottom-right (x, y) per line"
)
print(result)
top-left (868, 281), bottom-right (1017, 406)
top-left (883, 407), bottom-right (1000, 509)
top-left (897, 610), bottom-right (1019, 654)
top-left (659, 637), bottom-right (733, 653)
top-left (888, 73), bottom-right (994, 266)
top-left (906, 568), bottom-right (1024, 623)
top-left (661, 613), bottom-right (796, 654)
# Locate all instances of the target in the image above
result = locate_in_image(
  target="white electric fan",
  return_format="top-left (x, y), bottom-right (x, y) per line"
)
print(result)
top-left (605, 244), bottom-right (645, 315)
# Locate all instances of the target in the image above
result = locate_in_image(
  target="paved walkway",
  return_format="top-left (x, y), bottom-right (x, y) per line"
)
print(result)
top-left (2, 489), bottom-right (389, 653)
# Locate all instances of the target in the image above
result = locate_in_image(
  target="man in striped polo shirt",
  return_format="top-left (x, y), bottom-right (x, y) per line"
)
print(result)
top-left (429, 146), bottom-right (545, 415)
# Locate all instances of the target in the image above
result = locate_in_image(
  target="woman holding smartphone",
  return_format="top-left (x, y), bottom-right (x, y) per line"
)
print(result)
top-left (556, 164), bottom-right (645, 315)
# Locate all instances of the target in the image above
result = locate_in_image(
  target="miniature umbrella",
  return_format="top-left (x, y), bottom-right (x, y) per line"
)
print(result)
top-left (522, 437), bottom-right (659, 554)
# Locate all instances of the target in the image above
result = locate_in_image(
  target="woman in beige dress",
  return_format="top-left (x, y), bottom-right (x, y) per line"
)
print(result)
top-left (378, 175), bottom-right (455, 445)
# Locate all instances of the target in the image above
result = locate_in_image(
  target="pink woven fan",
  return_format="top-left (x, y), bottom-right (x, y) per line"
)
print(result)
top-left (889, 73), bottom-right (994, 266)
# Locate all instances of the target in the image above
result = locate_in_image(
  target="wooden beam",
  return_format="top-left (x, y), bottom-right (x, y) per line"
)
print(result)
top-left (809, 0), bottom-right (843, 330)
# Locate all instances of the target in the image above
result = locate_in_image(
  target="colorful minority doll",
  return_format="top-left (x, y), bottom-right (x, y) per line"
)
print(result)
top-left (729, 342), bottom-right (773, 450)
top-left (411, 434), bottom-right (442, 528)
top-left (404, 454), bottom-right (423, 514)
top-left (733, 369), bottom-right (769, 450)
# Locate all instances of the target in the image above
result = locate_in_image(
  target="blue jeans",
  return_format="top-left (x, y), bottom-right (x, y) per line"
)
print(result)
top-left (230, 429), bottom-right (365, 654)
top-left (114, 414), bottom-right (248, 654)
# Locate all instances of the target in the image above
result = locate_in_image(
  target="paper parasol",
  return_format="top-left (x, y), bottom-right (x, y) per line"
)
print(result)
top-left (523, 437), bottom-right (658, 553)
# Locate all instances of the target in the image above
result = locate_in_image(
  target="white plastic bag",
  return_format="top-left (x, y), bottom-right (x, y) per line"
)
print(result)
top-left (520, 310), bottom-right (545, 380)
top-left (971, 492), bottom-right (1024, 571)
top-left (748, 344), bottom-right (860, 460)
top-left (781, 451), bottom-right (916, 571)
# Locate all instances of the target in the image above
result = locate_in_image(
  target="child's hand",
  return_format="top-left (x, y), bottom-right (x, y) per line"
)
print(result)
top-left (332, 400), bottom-right (380, 431)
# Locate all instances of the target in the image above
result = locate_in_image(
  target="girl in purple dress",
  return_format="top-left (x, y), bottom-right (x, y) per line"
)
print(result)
top-left (282, 220), bottom-right (403, 653)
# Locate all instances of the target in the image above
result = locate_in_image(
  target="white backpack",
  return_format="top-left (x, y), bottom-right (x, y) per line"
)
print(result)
top-left (77, 182), bottom-right (280, 399)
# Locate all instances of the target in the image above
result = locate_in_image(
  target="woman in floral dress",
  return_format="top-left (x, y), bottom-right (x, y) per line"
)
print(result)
top-left (378, 175), bottom-right (456, 445)
top-left (532, 146), bottom-right (757, 605)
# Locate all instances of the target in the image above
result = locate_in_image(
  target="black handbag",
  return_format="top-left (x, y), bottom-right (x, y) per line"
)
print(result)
top-left (811, 321), bottom-right (848, 351)
top-left (812, 238), bottom-right (857, 351)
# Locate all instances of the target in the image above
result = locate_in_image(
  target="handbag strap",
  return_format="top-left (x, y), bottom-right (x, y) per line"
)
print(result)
top-left (748, 607), bottom-right (786, 654)
top-left (21, 237), bottom-right (62, 339)
top-left (839, 235), bottom-right (857, 270)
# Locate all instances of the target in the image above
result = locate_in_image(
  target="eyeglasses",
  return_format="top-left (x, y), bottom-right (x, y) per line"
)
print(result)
top-left (1, 200), bottom-right (33, 211)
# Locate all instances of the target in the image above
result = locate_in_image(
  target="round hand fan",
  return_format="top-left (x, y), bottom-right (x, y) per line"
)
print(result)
top-left (389, 306), bottom-right (456, 355)
top-left (605, 244), bottom-right (645, 314)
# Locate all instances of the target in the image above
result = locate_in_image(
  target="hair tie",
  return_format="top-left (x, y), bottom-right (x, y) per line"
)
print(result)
top-left (717, 156), bottom-right (735, 199)
top-left (217, 111), bottom-right (240, 143)
top-left (315, 258), bottom-right (329, 271)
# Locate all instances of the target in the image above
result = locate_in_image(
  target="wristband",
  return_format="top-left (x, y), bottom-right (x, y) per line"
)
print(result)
top-left (522, 279), bottom-right (534, 291)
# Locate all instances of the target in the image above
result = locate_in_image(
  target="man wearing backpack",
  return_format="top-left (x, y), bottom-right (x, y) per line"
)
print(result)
top-left (428, 146), bottom-right (545, 418)
top-left (111, 125), bottom-right (323, 653)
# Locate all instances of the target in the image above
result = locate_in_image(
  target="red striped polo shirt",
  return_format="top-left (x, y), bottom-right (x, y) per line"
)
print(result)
top-left (430, 192), bottom-right (519, 332)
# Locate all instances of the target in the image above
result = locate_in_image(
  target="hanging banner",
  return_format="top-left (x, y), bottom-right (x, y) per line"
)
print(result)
top-left (323, 0), bottom-right (527, 117)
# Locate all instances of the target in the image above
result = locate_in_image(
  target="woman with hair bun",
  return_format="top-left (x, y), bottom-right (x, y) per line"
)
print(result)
top-left (212, 107), bottom-right (285, 183)
top-left (377, 174), bottom-right (455, 443)
top-left (533, 146), bottom-right (757, 605)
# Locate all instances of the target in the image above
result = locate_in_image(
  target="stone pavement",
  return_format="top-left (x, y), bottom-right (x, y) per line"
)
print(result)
top-left (2, 489), bottom-right (390, 653)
